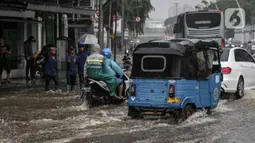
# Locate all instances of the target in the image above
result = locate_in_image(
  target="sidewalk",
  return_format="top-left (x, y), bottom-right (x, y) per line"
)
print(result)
top-left (0, 54), bottom-right (127, 93)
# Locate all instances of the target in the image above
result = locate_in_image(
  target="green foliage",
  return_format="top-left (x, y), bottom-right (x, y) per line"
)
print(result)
top-left (103, 0), bottom-right (155, 37)
top-left (196, 0), bottom-right (255, 38)
top-left (195, 0), bottom-right (217, 10)
top-left (197, 0), bottom-right (255, 24)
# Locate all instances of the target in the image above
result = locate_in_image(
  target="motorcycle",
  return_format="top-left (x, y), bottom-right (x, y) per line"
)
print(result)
top-left (122, 50), bottom-right (132, 71)
top-left (34, 51), bottom-right (46, 79)
top-left (80, 74), bottom-right (130, 108)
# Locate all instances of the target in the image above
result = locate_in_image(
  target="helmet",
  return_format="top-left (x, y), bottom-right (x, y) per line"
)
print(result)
top-left (101, 48), bottom-right (112, 58)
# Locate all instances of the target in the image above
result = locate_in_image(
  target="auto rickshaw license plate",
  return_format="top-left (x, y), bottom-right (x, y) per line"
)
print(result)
top-left (167, 97), bottom-right (180, 103)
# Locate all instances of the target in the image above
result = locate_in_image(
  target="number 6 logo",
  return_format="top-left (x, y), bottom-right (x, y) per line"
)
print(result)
top-left (225, 8), bottom-right (245, 29)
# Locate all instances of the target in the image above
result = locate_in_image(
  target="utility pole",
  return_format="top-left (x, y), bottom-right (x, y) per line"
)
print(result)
top-left (114, 2), bottom-right (118, 61)
top-left (121, 0), bottom-right (125, 54)
top-left (107, 0), bottom-right (112, 48)
top-left (98, 0), bottom-right (104, 47)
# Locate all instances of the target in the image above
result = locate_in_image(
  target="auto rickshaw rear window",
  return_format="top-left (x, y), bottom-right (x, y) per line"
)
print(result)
top-left (131, 54), bottom-right (182, 79)
top-left (141, 56), bottom-right (166, 71)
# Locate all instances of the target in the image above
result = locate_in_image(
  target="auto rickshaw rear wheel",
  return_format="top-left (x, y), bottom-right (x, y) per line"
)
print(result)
top-left (183, 104), bottom-right (196, 119)
top-left (174, 104), bottom-right (196, 123)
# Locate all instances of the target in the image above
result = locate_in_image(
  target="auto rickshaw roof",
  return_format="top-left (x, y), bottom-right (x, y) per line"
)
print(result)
top-left (133, 38), bottom-right (219, 56)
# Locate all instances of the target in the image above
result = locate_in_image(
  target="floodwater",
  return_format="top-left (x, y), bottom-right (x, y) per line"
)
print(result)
top-left (1, 88), bottom-right (255, 143)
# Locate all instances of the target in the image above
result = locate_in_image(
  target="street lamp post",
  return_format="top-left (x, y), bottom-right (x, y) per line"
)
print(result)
top-left (99, 0), bottom-right (104, 47)
top-left (121, 0), bottom-right (125, 55)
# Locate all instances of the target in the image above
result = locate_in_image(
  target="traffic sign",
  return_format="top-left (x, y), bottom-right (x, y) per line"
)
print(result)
top-left (225, 8), bottom-right (245, 29)
top-left (124, 29), bottom-right (129, 39)
top-left (136, 17), bottom-right (140, 22)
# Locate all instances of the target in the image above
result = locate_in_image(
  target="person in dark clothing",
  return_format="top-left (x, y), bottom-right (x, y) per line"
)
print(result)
top-left (0, 38), bottom-right (11, 85)
top-left (122, 50), bottom-right (132, 71)
top-left (44, 46), bottom-right (59, 91)
top-left (24, 36), bottom-right (36, 83)
top-left (66, 48), bottom-right (78, 92)
top-left (77, 46), bottom-right (88, 89)
top-left (39, 45), bottom-right (50, 79)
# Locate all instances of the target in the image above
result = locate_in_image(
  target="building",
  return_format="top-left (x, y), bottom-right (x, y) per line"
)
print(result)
top-left (0, 0), bottom-right (95, 78)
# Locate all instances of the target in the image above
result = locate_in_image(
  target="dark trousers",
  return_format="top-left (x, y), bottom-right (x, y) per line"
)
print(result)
top-left (79, 74), bottom-right (84, 88)
top-left (26, 58), bottom-right (35, 81)
top-left (45, 75), bottom-right (59, 91)
top-left (67, 75), bottom-right (76, 86)
top-left (67, 75), bottom-right (76, 91)
top-left (0, 56), bottom-right (11, 75)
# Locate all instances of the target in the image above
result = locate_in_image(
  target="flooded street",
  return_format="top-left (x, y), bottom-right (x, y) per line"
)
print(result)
top-left (1, 87), bottom-right (255, 143)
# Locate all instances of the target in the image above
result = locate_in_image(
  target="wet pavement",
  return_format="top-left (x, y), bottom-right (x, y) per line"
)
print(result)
top-left (1, 83), bottom-right (255, 143)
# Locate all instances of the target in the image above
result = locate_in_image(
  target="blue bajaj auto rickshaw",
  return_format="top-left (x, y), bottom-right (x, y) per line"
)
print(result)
top-left (128, 39), bottom-right (222, 121)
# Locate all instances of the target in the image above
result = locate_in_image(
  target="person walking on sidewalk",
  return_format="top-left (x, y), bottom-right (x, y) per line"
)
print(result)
top-left (0, 37), bottom-right (11, 85)
top-left (77, 45), bottom-right (88, 89)
top-left (24, 36), bottom-right (36, 84)
top-left (66, 48), bottom-right (78, 92)
top-left (44, 45), bottom-right (59, 91)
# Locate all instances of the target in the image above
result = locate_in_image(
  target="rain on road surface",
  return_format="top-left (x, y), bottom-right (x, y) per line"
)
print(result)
top-left (1, 88), bottom-right (255, 143)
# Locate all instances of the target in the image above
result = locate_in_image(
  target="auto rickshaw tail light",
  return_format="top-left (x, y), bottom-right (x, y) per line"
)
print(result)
top-left (221, 67), bottom-right (231, 74)
top-left (131, 84), bottom-right (136, 96)
top-left (221, 39), bottom-right (225, 48)
top-left (169, 85), bottom-right (175, 97)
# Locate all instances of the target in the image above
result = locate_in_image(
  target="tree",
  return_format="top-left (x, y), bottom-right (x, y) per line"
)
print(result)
top-left (216, 0), bottom-right (255, 38)
top-left (195, 0), bottom-right (216, 10)
top-left (195, 0), bottom-right (255, 38)
top-left (103, 0), bottom-right (155, 37)
top-left (217, 0), bottom-right (255, 25)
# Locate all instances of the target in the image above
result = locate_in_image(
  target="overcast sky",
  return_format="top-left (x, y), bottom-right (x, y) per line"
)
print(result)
top-left (149, 0), bottom-right (201, 19)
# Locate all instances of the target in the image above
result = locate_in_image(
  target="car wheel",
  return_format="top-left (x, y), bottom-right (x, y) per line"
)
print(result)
top-left (235, 77), bottom-right (244, 99)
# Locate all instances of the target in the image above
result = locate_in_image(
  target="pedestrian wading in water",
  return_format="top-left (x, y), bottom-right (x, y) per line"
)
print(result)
top-left (77, 45), bottom-right (88, 89)
top-left (44, 45), bottom-right (59, 91)
top-left (24, 36), bottom-right (36, 84)
top-left (0, 37), bottom-right (11, 85)
top-left (66, 47), bottom-right (78, 92)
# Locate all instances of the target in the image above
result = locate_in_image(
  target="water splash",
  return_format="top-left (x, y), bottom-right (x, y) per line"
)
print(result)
top-left (213, 100), bottom-right (234, 112)
top-left (29, 118), bottom-right (63, 124)
top-left (243, 90), bottom-right (255, 99)
top-left (52, 102), bottom-right (88, 112)
top-left (46, 89), bottom-right (64, 94)
top-left (180, 110), bottom-right (217, 127)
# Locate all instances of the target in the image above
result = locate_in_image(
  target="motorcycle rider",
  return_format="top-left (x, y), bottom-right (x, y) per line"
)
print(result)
top-left (122, 50), bottom-right (132, 71)
top-left (84, 44), bottom-right (118, 97)
top-left (101, 48), bottom-right (124, 98)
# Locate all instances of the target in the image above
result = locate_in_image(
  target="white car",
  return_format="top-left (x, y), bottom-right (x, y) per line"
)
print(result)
top-left (221, 47), bottom-right (255, 98)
